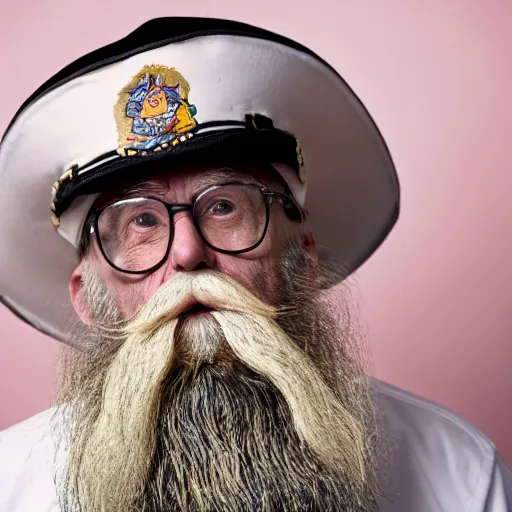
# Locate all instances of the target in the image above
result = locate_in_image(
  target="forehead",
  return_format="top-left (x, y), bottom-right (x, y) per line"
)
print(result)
top-left (95, 162), bottom-right (286, 207)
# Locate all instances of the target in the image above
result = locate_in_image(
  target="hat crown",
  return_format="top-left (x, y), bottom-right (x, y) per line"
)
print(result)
top-left (2, 17), bottom-right (335, 144)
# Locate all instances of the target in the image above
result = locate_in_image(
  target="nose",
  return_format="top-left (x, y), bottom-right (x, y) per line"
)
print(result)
top-left (168, 212), bottom-right (214, 272)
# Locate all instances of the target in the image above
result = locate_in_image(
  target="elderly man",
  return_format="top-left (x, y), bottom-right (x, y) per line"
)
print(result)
top-left (0, 17), bottom-right (510, 512)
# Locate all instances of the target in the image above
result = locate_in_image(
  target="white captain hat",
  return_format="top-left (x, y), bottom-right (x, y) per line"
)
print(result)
top-left (0, 17), bottom-right (399, 343)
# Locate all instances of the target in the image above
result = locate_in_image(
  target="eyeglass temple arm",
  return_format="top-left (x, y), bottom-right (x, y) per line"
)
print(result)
top-left (264, 191), bottom-right (305, 223)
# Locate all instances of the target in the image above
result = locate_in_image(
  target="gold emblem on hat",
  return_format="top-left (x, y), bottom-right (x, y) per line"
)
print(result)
top-left (296, 138), bottom-right (306, 184)
top-left (114, 65), bottom-right (198, 156)
top-left (50, 166), bottom-right (76, 227)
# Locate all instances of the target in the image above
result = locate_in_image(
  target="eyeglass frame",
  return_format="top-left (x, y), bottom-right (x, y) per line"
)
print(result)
top-left (89, 182), bottom-right (304, 275)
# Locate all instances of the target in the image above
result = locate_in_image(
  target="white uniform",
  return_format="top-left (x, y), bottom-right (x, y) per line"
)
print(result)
top-left (1, 380), bottom-right (510, 511)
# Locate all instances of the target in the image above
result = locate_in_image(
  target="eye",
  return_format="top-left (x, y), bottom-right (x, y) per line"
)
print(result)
top-left (133, 212), bottom-right (159, 227)
top-left (211, 201), bottom-right (234, 215)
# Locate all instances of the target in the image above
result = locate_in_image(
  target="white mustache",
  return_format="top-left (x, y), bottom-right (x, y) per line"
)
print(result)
top-left (126, 270), bottom-right (276, 335)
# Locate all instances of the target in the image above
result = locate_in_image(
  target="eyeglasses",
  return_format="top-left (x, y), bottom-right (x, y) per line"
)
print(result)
top-left (91, 183), bottom-right (303, 274)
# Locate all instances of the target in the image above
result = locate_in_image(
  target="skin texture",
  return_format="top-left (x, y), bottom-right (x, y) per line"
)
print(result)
top-left (69, 166), bottom-right (316, 322)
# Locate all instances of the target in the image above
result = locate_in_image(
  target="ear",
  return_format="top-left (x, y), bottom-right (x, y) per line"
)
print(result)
top-left (300, 230), bottom-right (319, 279)
top-left (301, 230), bottom-right (317, 256)
top-left (69, 263), bottom-right (94, 326)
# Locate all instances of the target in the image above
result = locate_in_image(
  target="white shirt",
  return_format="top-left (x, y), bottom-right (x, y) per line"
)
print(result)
top-left (1, 380), bottom-right (510, 511)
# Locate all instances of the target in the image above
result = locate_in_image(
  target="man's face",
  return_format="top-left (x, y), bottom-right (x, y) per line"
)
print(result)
top-left (70, 165), bottom-right (310, 321)
top-left (60, 163), bottom-right (383, 512)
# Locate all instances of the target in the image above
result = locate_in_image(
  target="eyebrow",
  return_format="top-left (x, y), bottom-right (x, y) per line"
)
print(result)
top-left (120, 180), bottom-right (165, 198)
top-left (119, 168), bottom-right (263, 200)
top-left (191, 169), bottom-right (262, 193)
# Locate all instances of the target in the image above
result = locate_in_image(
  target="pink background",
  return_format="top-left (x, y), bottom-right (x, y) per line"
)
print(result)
top-left (0, 1), bottom-right (511, 466)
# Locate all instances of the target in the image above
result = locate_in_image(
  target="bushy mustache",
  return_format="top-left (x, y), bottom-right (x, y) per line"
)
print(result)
top-left (126, 269), bottom-right (277, 334)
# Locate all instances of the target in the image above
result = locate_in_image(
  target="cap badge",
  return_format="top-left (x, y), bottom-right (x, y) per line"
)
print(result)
top-left (296, 138), bottom-right (306, 184)
top-left (114, 65), bottom-right (198, 156)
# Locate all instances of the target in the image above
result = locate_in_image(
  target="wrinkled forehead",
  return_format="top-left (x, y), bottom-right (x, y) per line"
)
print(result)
top-left (94, 162), bottom-right (289, 208)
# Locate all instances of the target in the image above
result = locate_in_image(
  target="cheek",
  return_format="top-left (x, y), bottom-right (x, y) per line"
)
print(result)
top-left (97, 278), bottom-right (144, 319)
top-left (114, 287), bottom-right (138, 318)
top-left (215, 255), bottom-right (283, 304)
top-left (213, 221), bottom-right (294, 304)
top-left (90, 262), bottom-right (148, 320)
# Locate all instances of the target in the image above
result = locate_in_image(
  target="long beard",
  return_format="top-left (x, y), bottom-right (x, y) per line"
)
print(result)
top-left (54, 246), bottom-right (386, 511)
